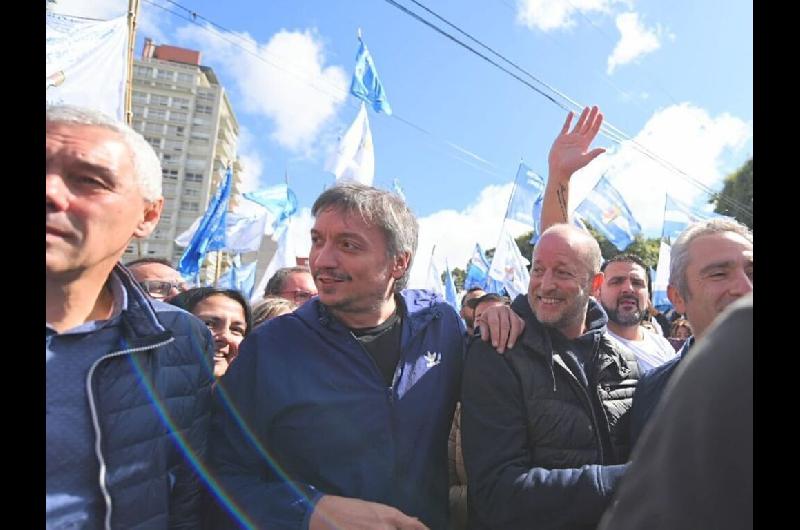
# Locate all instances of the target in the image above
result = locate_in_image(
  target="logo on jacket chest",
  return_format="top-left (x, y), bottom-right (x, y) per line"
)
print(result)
top-left (424, 351), bottom-right (441, 368)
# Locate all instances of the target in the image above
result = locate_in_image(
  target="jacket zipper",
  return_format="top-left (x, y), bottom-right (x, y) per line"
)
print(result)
top-left (85, 337), bottom-right (175, 530)
top-left (552, 350), bottom-right (606, 464)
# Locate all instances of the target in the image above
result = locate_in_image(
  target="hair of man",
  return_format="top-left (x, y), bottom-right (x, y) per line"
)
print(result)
top-left (169, 287), bottom-right (254, 336)
top-left (46, 104), bottom-right (162, 201)
top-left (669, 218), bottom-right (753, 300)
top-left (311, 182), bottom-right (418, 292)
top-left (601, 253), bottom-right (652, 297)
top-left (264, 266), bottom-right (312, 296)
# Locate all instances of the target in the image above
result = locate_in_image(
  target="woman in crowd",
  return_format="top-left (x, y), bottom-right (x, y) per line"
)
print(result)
top-left (169, 287), bottom-right (253, 377)
top-left (251, 296), bottom-right (297, 329)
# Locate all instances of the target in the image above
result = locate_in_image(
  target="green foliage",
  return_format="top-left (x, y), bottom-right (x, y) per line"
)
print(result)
top-left (582, 224), bottom-right (661, 269)
top-left (440, 267), bottom-right (466, 291)
top-left (711, 158), bottom-right (752, 229)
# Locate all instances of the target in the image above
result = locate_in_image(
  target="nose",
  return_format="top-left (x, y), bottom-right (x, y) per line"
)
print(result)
top-left (539, 269), bottom-right (558, 291)
top-left (46, 173), bottom-right (71, 211)
top-left (730, 267), bottom-right (753, 297)
top-left (311, 240), bottom-right (337, 270)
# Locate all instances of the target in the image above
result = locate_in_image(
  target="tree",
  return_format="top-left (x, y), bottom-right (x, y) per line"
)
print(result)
top-left (711, 158), bottom-right (752, 229)
top-left (583, 224), bottom-right (661, 269)
top-left (441, 267), bottom-right (466, 291)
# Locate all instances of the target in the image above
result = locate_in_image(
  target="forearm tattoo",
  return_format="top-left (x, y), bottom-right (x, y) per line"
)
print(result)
top-left (556, 184), bottom-right (569, 222)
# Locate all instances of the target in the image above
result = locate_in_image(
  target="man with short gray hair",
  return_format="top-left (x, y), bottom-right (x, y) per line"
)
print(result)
top-left (46, 104), bottom-right (214, 528)
top-left (263, 265), bottom-right (317, 305)
top-left (207, 182), bottom-right (524, 530)
top-left (629, 216), bottom-right (753, 445)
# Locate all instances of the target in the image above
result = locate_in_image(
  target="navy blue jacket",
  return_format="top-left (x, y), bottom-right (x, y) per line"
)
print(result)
top-left (461, 296), bottom-right (639, 530)
top-left (629, 337), bottom-right (693, 446)
top-left (207, 290), bottom-right (465, 530)
top-left (83, 265), bottom-right (214, 529)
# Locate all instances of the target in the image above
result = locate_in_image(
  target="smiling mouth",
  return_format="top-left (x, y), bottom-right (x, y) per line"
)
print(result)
top-left (537, 296), bottom-right (563, 305)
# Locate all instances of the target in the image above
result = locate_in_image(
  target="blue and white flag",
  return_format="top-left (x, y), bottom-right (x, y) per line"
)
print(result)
top-left (488, 228), bottom-right (530, 299)
top-left (425, 254), bottom-right (446, 298)
top-left (325, 102), bottom-right (375, 185)
top-left (443, 260), bottom-right (459, 312)
top-left (178, 167), bottom-right (233, 278)
top-left (243, 183), bottom-right (298, 232)
top-left (175, 211), bottom-right (268, 254)
top-left (575, 175), bottom-right (641, 251)
top-left (506, 163), bottom-right (546, 228)
top-left (217, 256), bottom-right (257, 299)
top-left (662, 194), bottom-right (727, 243)
top-left (463, 243), bottom-right (490, 290)
top-left (46, 13), bottom-right (128, 120)
top-left (350, 38), bottom-right (392, 115)
top-left (652, 241), bottom-right (672, 310)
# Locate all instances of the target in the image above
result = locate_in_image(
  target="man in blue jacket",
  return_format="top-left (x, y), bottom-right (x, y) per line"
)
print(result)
top-left (207, 183), bottom-right (522, 530)
top-left (46, 105), bottom-right (215, 529)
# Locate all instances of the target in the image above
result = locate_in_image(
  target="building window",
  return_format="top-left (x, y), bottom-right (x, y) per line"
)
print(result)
top-left (132, 90), bottom-right (147, 103)
top-left (144, 136), bottom-right (161, 150)
top-left (185, 172), bottom-right (204, 182)
top-left (145, 123), bottom-right (163, 134)
top-left (134, 66), bottom-right (153, 78)
top-left (169, 111), bottom-right (187, 123)
top-left (172, 97), bottom-right (190, 110)
top-left (162, 168), bottom-right (179, 180)
top-left (195, 104), bottom-right (213, 115)
top-left (176, 72), bottom-right (193, 85)
top-left (150, 94), bottom-right (169, 106)
top-left (181, 201), bottom-right (200, 212)
top-left (156, 69), bottom-right (174, 81)
top-left (148, 108), bottom-right (167, 120)
top-left (184, 188), bottom-right (200, 197)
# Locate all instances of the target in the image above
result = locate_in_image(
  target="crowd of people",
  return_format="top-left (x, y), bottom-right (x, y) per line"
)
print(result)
top-left (46, 102), bottom-right (752, 529)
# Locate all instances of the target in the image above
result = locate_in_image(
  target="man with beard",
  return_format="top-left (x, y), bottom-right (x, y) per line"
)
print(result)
top-left (597, 254), bottom-right (676, 373)
top-left (460, 224), bottom-right (641, 530)
top-left (206, 183), bottom-right (524, 530)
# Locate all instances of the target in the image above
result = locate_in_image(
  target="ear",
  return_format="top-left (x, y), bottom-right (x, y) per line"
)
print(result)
top-left (133, 198), bottom-right (163, 239)
top-left (667, 284), bottom-right (686, 315)
top-left (590, 272), bottom-right (604, 294)
top-left (390, 251), bottom-right (412, 280)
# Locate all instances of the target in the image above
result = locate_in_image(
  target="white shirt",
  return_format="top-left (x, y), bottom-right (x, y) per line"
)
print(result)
top-left (608, 328), bottom-right (677, 374)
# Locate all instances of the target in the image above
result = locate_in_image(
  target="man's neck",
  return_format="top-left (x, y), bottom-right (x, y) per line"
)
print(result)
top-left (329, 295), bottom-right (398, 330)
top-left (607, 321), bottom-right (641, 341)
top-left (46, 268), bottom-right (115, 333)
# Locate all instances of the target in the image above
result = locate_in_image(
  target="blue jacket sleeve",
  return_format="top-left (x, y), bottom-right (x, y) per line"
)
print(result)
top-left (205, 333), bottom-right (324, 530)
top-left (460, 340), bottom-right (626, 530)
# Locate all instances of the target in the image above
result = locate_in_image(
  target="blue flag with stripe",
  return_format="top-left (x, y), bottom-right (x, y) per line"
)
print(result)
top-left (350, 38), bottom-right (392, 115)
top-left (178, 166), bottom-right (233, 278)
top-left (575, 175), bottom-right (641, 251)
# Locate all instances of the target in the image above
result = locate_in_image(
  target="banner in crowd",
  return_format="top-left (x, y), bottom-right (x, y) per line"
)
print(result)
top-left (177, 167), bottom-right (233, 278)
top-left (662, 194), bottom-right (727, 243)
top-left (506, 162), bottom-right (546, 229)
top-left (350, 37), bottom-right (392, 115)
top-left (652, 241), bottom-right (672, 310)
top-left (443, 260), bottom-right (459, 312)
top-left (243, 183), bottom-right (298, 232)
top-left (488, 228), bottom-right (530, 299)
top-left (326, 102), bottom-right (375, 185)
top-left (217, 256), bottom-right (257, 299)
top-left (46, 12), bottom-right (128, 120)
top-left (574, 175), bottom-right (641, 251)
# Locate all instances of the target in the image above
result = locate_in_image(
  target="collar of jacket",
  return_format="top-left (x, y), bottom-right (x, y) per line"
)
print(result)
top-left (111, 264), bottom-right (173, 349)
top-left (299, 289), bottom-right (444, 340)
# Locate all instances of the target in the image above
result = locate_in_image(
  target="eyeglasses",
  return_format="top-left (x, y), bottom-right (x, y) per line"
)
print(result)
top-left (279, 290), bottom-right (317, 303)
top-left (140, 280), bottom-right (189, 298)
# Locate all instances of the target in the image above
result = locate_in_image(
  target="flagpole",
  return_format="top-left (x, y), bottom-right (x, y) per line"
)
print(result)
top-left (214, 251), bottom-right (223, 286)
top-left (125, 0), bottom-right (139, 126)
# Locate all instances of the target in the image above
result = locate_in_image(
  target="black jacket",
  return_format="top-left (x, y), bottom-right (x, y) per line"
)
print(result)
top-left (89, 265), bottom-right (214, 529)
top-left (461, 295), bottom-right (640, 530)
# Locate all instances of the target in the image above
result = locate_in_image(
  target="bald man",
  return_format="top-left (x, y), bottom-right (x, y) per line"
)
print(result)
top-left (461, 224), bottom-right (640, 530)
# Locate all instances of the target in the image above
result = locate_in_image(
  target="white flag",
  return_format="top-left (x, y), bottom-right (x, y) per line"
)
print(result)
top-left (425, 255), bottom-right (445, 297)
top-left (46, 13), bottom-right (129, 121)
top-left (488, 228), bottom-right (530, 299)
top-left (326, 102), bottom-right (375, 185)
top-left (652, 241), bottom-right (672, 308)
top-left (250, 222), bottom-right (296, 304)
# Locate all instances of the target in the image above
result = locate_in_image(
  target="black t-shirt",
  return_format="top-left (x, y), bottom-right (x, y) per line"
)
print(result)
top-left (351, 309), bottom-right (404, 387)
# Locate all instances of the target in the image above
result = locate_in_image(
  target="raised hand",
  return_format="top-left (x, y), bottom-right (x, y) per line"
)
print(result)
top-left (548, 105), bottom-right (606, 183)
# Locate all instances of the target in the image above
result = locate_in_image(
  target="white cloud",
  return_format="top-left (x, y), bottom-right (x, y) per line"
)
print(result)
top-left (516, 0), bottom-right (618, 32)
top-left (175, 25), bottom-right (348, 153)
top-left (50, 0), bottom-right (169, 43)
top-left (564, 103), bottom-right (752, 235)
top-left (233, 126), bottom-right (264, 195)
top-left (407, 184), bottom-right (532, 289)
top-left (607, 12), bottom-right (671, 74)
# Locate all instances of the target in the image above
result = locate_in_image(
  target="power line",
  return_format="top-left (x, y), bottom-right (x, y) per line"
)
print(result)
top-left (383, 0), bottom-right (752, 217)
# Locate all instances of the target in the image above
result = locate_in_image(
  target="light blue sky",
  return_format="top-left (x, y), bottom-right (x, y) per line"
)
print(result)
top-left (51, 0), bottom-right (752, 284)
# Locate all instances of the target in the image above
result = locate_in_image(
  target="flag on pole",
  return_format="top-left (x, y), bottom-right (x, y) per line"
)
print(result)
top-left (463, 243), bottom-right (490, 290)
top-left (662, 194), bottom-right (728, 243)
top-left (575, 175), bottom-right (641, 251)
top-left (443, 260), bottom-right (459, 312)
top-left (177, 166), bottom-right (234, 278)
top-left (488, 228), bottom-right (530, 299)
top-left (652, 241), bottom-right (672, 310)
top-left (325, 102), bottom-right (375, 185)
top-left (350, 38), bottom-right (392, 115)
top-left (250, 220), bottom-right (296, 304)
top-left (217, 256), bottom-right (258, 299)
top-left (243, 183), bottom-right (298, 232)
top-left (46, 13), bottom-right (128, 121)
top-left (175, 211), bottom-right (268, 254)
top-left (424, 247), bottom-right (446, 297)
top-left (506, 163), bottom-right (546, 228)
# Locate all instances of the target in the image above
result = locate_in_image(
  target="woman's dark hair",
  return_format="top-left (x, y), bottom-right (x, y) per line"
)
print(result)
top-left (169, 287), bottom-right (254, 335)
